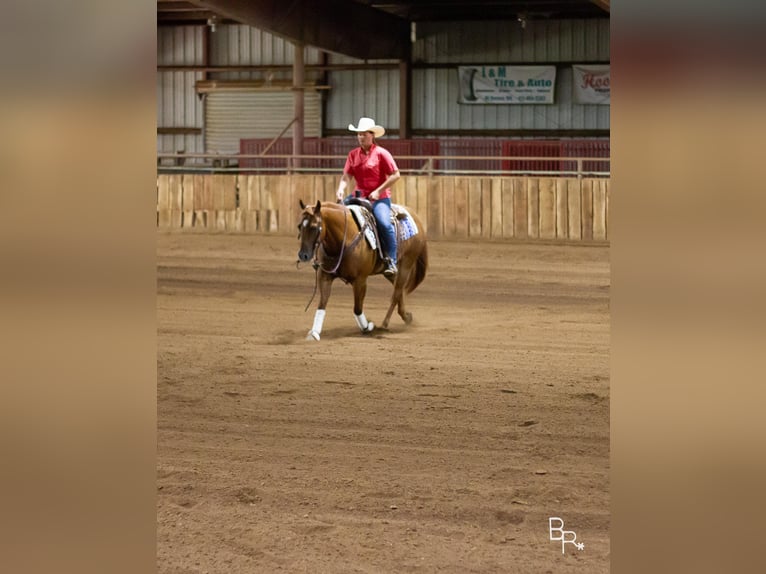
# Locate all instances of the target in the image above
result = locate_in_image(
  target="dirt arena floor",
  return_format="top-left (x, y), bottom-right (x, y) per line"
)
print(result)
top-left (157, 231), bottom-right (610, 573)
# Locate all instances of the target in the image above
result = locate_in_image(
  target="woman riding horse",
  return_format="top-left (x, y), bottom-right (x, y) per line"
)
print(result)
top-left (336, 117), bottom-right (400, 277)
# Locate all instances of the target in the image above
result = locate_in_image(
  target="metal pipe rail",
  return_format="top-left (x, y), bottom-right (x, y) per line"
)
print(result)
top-left (157, 153), bottom-right (611, 178)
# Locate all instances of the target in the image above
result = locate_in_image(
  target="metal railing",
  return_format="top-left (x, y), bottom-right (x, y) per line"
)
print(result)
top-left (157, 152), bottom-right (610, 178)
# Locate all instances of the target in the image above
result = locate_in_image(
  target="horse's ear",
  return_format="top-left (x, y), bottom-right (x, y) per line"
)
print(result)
top-left (315, 200), bottom-right (321, 213)
top-left (299, 199), bottom-right (306, 210)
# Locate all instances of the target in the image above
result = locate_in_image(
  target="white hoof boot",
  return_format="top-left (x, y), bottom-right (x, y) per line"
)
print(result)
top-left (307, 310), bottom-right (325, 341)
top-left (354, 312), bottom-right (374, 334)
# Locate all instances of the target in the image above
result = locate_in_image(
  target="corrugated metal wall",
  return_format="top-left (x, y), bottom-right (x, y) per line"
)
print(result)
top-left (157, 27), bottom-right (205, 155)
top-left (408, 19), bottom-right (610, 133)
top-left (157, 25), bottom-right (326, 157)
top-left (324, 54), bottom-right (400, 132)
top-left (413, 19), bottom-right (609, 62)
top-left (410, 67), bottom-right (609, 132)
top-left (323, 19), bottom-right (609, 134)
top-left (157, 19), bottom-right (609, 155)
top-left (208, 26), bottom-right (323, 82)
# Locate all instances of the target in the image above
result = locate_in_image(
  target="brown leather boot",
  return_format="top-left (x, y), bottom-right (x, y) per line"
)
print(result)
top-left (383, 258), bottom-right (398, 277)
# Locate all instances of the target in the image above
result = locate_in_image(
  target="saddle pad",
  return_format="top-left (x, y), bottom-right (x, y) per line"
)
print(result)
top-left (347, 205), bottom-right (377, 250)
top-left (391, 204), bottom-right (419, 241)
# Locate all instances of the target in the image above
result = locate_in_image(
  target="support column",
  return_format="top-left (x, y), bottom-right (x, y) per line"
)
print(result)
top-left (201, 24), bottom-right (212, 155)
top-left (292, 42), bottom-right (305, 172)
top-left (399, 40), bottom-right (412, 139)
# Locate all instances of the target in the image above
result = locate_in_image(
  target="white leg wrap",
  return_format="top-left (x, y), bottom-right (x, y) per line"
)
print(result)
top-left (354, 312), bottom-right (374, 333)
top-left (307, 309), bottom-right (326, 340)
top-left (354, 312), bottom-right (369, 331)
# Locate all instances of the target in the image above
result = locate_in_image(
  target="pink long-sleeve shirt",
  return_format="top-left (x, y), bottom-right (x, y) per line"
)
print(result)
top-left (343, 143), bottom-right (398, 200)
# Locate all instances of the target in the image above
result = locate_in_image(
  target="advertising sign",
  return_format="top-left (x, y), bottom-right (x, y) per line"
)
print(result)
top-left (457, 65), bottom-right (556, 104)
top-left (572, 65), bottom-right (610, 105)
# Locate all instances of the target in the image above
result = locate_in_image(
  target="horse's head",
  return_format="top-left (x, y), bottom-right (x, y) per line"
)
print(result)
top-left (297, 199), bottom-right (322, 263)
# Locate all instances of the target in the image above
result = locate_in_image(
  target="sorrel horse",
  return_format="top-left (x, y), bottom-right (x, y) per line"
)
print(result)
top-left (297, 199), bottom-right (428, 340)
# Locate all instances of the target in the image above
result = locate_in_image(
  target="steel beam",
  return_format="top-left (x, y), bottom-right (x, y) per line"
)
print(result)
top-left (189, 0), bottom-right (410, 60)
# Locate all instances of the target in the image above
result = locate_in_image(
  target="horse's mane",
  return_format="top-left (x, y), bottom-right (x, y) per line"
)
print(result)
top-left (312, 201), bottom-right (346, 215)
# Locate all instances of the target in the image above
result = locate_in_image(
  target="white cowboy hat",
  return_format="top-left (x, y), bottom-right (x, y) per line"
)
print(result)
top-left (348, 117), bottom-right (385, 138)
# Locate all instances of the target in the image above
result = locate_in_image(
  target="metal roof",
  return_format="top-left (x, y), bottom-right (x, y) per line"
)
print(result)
top-left (158, 1), bottom-right (609, 60)
top-left (158, 1), bottom-right (609, 26)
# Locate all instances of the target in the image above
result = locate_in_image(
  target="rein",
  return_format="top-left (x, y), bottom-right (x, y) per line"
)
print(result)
top-left (317, 209), bottom-right (349, 275)
top-left (303, 206), bottom-right (363, 311)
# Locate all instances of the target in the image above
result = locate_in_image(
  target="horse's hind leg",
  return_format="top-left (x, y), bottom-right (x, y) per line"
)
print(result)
top-left (381, 288), bottom-right (400, 330)
top-left (396, 271), bottom-right (413, 324)
top-left (352, 279), bottom-right (374, 334)
top-left (398, 290), bottom-right (413, 324)
top-left (381, 268), bottom-right (411, 329)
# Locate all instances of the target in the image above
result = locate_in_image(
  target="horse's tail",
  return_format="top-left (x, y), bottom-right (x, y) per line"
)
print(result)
top-left (405, 241), bottom-right (428, 294)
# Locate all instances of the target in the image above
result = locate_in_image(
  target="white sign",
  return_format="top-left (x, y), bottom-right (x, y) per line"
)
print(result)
top-left (572, 65), bottom-right (610, 105)
top-left (457, 65), bottom-right (556, 104)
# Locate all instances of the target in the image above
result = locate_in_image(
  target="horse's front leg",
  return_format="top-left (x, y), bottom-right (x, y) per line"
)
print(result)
top-left (352, 279), bottom-right (374, 334)
top-left (307, 273), bottom-right (334, 341)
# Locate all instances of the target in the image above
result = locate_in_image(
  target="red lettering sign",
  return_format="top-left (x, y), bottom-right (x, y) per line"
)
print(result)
top-left (581, 72), bottom-right (610, 90)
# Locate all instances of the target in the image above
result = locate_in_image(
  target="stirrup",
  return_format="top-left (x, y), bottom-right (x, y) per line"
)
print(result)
top-left (383, 259), bottom-right (398, 277)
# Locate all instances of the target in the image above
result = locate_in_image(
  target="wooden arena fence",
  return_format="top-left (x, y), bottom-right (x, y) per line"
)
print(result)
top-left (156, 174), bottom-right (609, 241)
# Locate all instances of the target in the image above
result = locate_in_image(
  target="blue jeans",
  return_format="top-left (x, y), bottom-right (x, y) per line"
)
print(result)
top-left (345, 194), bottom-right (397, 262)
top-left (373, 198), bottom-right (397, 263)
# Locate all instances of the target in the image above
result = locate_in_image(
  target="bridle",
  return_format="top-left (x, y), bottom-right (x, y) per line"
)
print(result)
top-left (298, 204), bottom-right (368, 312)
top-left (298, 207), bottom-right (346, 312)
top-left (298, 212), bottom-right (323, 258)
top-left (299, 207), bottom-right (352, 276)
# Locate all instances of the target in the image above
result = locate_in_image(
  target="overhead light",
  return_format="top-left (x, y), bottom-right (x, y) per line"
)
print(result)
top-left (517, 13), bottom-right (527, 29)
top-left (207, 15), bottom-right (218, 33)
